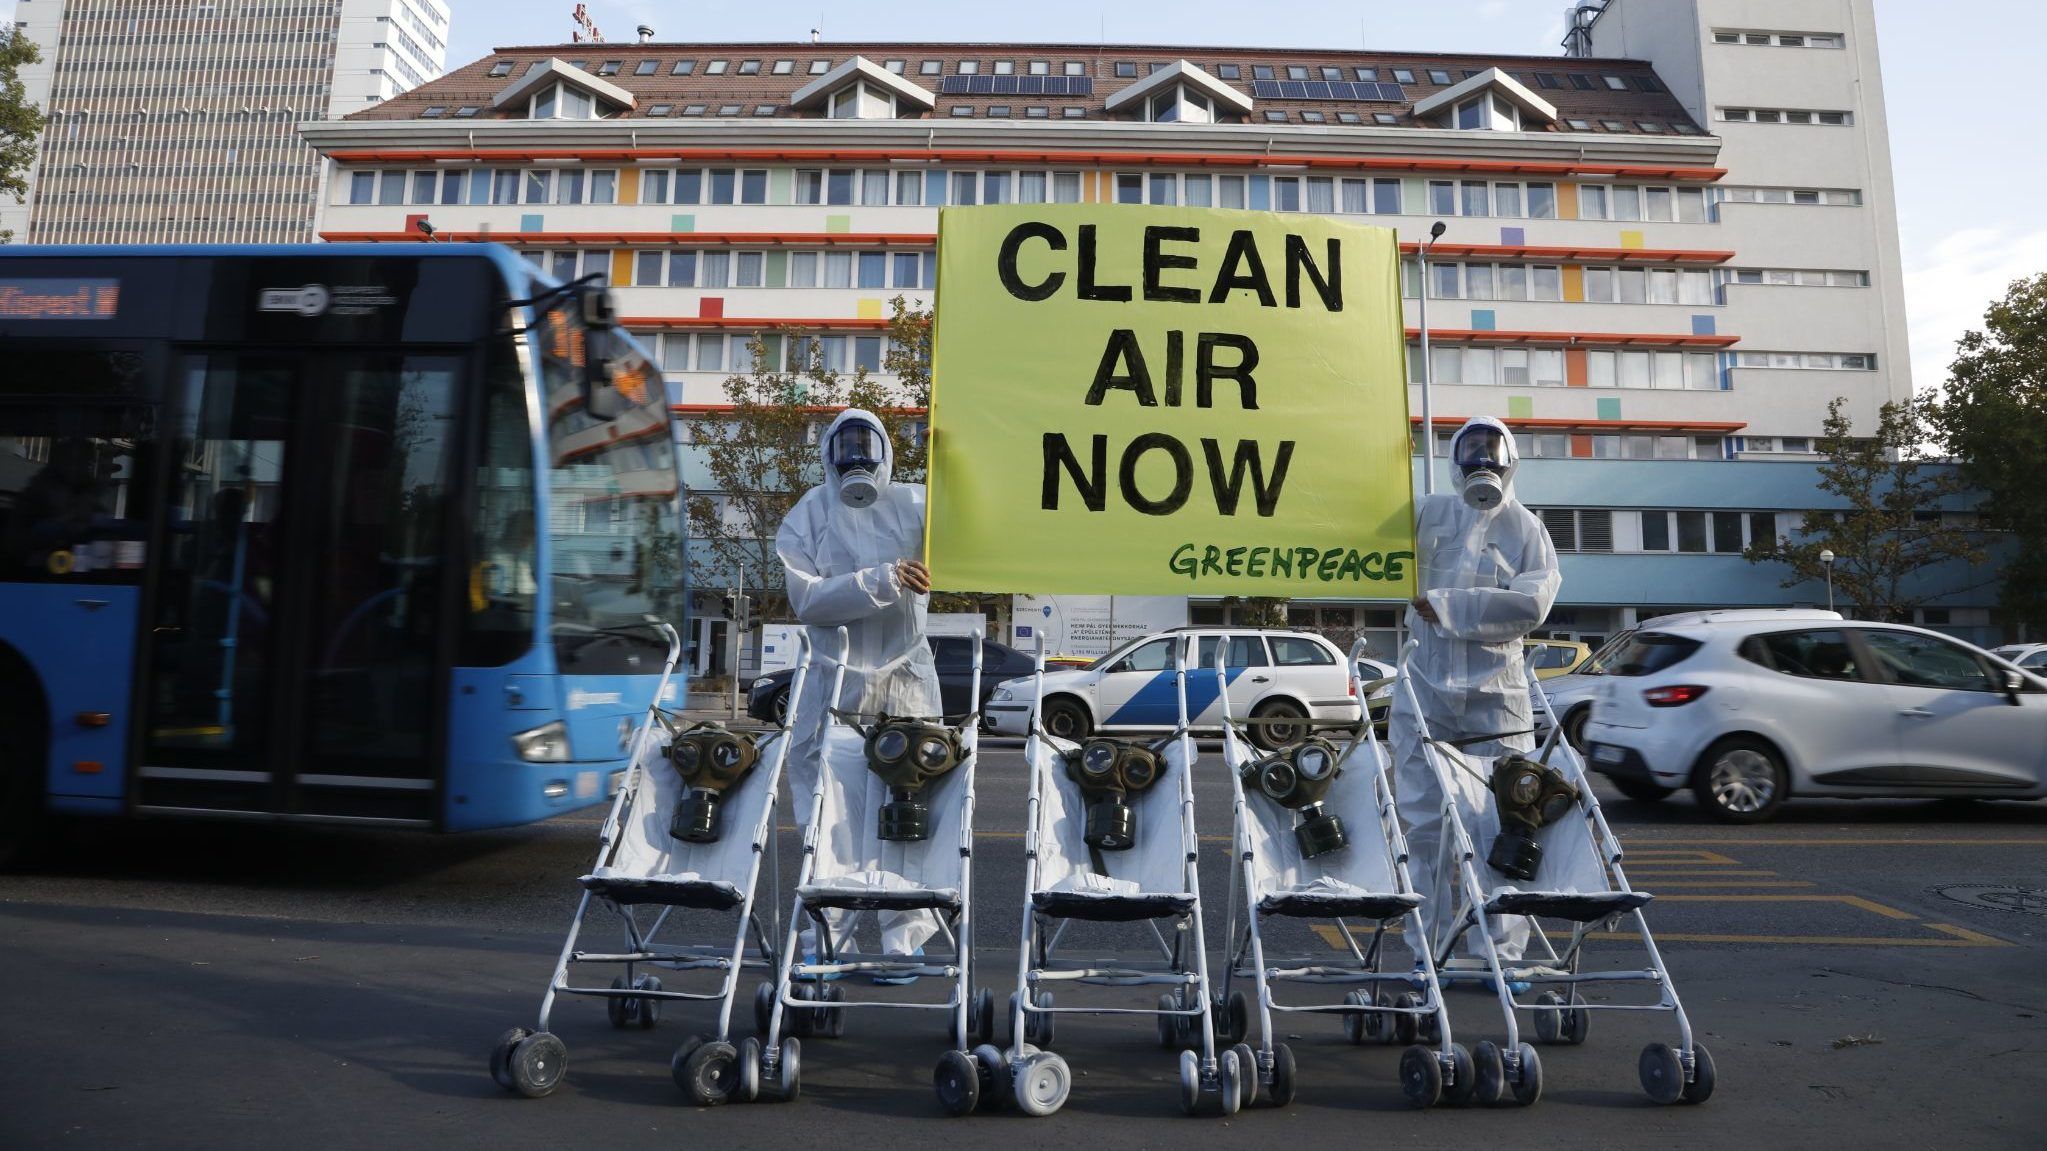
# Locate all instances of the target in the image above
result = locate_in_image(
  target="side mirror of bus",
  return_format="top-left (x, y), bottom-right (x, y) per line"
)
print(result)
top-left (582, 328), bottom-right (626, 421)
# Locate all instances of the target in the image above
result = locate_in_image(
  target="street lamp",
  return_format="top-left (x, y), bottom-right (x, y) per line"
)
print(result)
top-left (1820, 549), bottom-right (1836, 612)
top-left (1418, 220), bottom-right (1447, 494)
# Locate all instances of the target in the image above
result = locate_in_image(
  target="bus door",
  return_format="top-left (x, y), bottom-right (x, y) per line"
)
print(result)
top-left (139, 350), bottom-right (465, 825)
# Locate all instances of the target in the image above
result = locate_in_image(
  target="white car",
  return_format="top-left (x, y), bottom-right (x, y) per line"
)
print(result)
top-left (1582, 615), bottom-right (2047, 823)
top-left (985, 628), bottom-right (1361, 751)
top-left (1991, 643), bottom-right (2047, 673)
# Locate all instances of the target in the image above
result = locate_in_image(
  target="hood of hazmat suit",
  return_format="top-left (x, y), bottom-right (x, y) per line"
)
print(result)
top-left (1401, 416), bottom-right (1561, 732)
top-left (777, 408), bottom-right (943, 763)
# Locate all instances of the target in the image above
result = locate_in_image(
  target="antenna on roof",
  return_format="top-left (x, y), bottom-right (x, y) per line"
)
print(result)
top-left (810, 26), bottom-right (821, 45)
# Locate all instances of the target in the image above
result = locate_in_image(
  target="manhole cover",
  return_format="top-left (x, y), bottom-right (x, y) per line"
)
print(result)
top-left (1928, 883), bottom-right (2047, 916)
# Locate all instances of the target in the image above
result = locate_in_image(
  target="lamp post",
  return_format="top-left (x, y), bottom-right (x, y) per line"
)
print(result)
top-left (1417, 220), bottom-right (1447, 494)
top-left (1820, 549), bottom-right (1835, 613)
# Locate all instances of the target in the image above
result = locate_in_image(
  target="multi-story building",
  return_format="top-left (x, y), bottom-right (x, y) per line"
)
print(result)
top-left (300, 0), bottom-right (1996, 670)
top-left (4, 0), bottom-right (450, 243)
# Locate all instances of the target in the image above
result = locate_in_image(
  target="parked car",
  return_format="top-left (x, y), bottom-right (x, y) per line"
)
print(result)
top-left (1045, 654), bottom-right (1096, 672)
top-left (1526, 638), bottom-right (1592, 680)
top-left (1582, 615), bottom-right (2047, 823)
top-left (985, 627), bottom-right (1362, 751)
top-left (745, 635), bottom-right (1037, 727)
top-left (1354, 655), bottom-right (1397, 728)
top-left (1990, 643), bottom-right (2047, 672)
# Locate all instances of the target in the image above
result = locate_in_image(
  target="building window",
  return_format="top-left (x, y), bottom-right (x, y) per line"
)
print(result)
top-left (1115, 61), bottom-right (1138, 78)
top-left (738, 59), bottom-right (761, 75)
top-left (1263, 110), bottom-right (1288, 123)
top-left (1427, 69), bottom-right (1451, 84)
top-left (488, 59), bottom-right (514, 77)
top-left (1063, 107), bottom-right (1087, 118)
top-left (958, 60), bottom-right (979, 75)
top-left (1734, 352), bottom-right (1877, 371)
top-left (634, 59), bottom-right (658, 75)
top-left (672, 60), bottom-right (695, 75)
top-left (1144, 84), bottom-right (1216, 124)
top-left (706, 60), bottom-right (728, 75)
top-left (1391, 68), bottom-right (1416, 84)
top-left (597, 60), bottom-right (621, 76)
top-left (773, 59), bottom-right (795, 75)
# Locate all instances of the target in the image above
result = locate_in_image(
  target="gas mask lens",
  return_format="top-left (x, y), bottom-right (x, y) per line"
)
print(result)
top-left (667, 722), bottom-right (762, 844)
top-left (1485, 754), bottom-right (1581, 882)
top-left (1066, 738), bottom-right (1166, 852)
top-left (1242, 737), bottom-right (1348, 858)
top-left (863, 717), bottom-right (964, 841)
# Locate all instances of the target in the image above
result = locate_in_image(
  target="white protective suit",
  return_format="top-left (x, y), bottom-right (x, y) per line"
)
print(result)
top-left (776, 408), bottom-right (943, 956)
top-left (1391, 417), bottom-right (1561, 964)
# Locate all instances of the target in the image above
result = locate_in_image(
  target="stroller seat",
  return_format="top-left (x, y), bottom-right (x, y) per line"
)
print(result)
top-left (581, 871), bottom-right (747, 910)
top-left (798, 868), bottom-right (963, 913)
top-left (1486, 888), bottom-right (1654, 922)
top-left (1033, 874), bottom-right (1197, 922)
top-left (1256, 876), bottom-right (1421, 921)
top-left (577, 730), bottom-right (788, 912)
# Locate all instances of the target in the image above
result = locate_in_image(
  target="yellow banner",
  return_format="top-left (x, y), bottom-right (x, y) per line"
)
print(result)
top-left (927, 204), bottom-right (1416, 597)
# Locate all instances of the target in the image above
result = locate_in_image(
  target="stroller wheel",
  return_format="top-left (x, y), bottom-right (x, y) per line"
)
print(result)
top-left (508, 1031), bottom-right (568, 1099)
top-left (971, 987), bottom-right (996, 1045)
top-left (1561, 1004), bottom-right (1590, 1046)
top-left (1509, 1042), bottom-right (1543, 1107)
top-left (754, 981), bottom-right (775, 1036)
top-left (1156, 994), bottom-right (1179, 1049)
top-left (820, 983), bottom-right (847, 1039)
top-left (1440, 1043), bottom-right (1477, 1107)
top-left (631, 975), bottom-right (663, 1029)
top-left (776, 1037), bottom-right (802, 1102)
top-left (1268, 1043), bottom-right (1297, 1108)
top-left (1398, 1044), bottom-right (1442, 1108)
top-left (1393, 992), bottom-right (1421, 1045)
top-left (668, 1035), bottom-right (707, 1093)
top-left (680, 1040), bottom-right (740, 1107)
top-left (1217, 1048), bottom-right (1242, 1117)
top-left (1014, 1051), bottom-right (1071, 1117)
top-left (1175, 1049), bottom-right (1201, 1116)
top-left (970, 1044), bottom-right (1007, 1108)
top-left (788, 983), bottom-right (818, 1038)
top-left (1681, 1043), bottom-right (1716, 1104)
top-left (606, 977), bottom-right (631, 1029)
top-left (934, 1049), bottom-right (981, 1117)
top-left (1230, 1043), bottom-right (1259, 1110)
top-left (1026, 991), bottom-right (1056, 1048)
top-left (1639, 1042), bottom-right (1685, 1104)
top-left (1471, 1040), bottom-right (1506, 1107)
top-left (1533, 991), bottom-right (1563, 1043)
top-left (1214, 990), bottom-right (1249, 1047)
top-left (737, 1037), bottom-right (762, 1103)
top-left (489, 1027), bottom-right (530, 1091)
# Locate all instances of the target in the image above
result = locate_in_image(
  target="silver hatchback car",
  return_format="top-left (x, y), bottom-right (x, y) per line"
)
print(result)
top-left (1582, 616), bottom-right (2047, 823)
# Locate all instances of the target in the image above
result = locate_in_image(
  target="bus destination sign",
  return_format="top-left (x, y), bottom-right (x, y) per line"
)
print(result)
top-left (0, 278), bottom-right (121, 320)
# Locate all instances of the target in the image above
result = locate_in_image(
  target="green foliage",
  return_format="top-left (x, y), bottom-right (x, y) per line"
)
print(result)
top-left (1934, 273), bottom-right (2047, 632)
top-left (684, 299), bottom-right (932, 619)
top-left (1744, 395), bottom-right (1984, 620)
top-left (0, 26), bottom-right (46, 243)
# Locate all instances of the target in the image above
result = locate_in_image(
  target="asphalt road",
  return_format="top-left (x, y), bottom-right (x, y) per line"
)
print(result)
top-left (3, 742), bottom-right (2044, 1149)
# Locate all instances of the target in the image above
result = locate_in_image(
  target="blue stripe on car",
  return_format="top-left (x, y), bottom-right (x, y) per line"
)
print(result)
top-left (1103, 666), bottom-right (1245, 727)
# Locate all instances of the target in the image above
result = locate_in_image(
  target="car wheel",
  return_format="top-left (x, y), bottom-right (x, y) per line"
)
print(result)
top-left (1251, 700), bottom-right (1308, 751)
top-left (1562, 706), bottom-right (1590, 753)
top-left (772, 688), bottom-right (790, 725)
top-left (1611, 777), bottom-right (1677, 803)
top-left (1693, 737), bottom-right (1788, 823)
top-left (1042, 698), bottom-right (1091, 742)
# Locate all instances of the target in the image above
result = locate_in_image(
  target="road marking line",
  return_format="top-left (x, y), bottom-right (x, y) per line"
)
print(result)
top-left (1638, 881), bottom-right (1814, 889)
top-left (1571, 930), bottom-right (2012, 948)
top-left (1615, 838), bottom-right (2047, 847)
top-left (1625, 870), bottom-right (1780, 879)
top-left (1924, 922), bottom-right (2010, 945)
top-left (1647, 894), bottom-right (1919, 920)
top-left (1620, 850), bottom-right (1742, 865)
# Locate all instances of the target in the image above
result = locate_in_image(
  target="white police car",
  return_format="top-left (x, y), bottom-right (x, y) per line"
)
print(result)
top-left (985, 627), bottom-right (1361, 751)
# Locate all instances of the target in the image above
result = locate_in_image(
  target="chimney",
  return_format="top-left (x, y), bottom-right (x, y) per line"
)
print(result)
top-left (637, 24), bottom-right (654, 43)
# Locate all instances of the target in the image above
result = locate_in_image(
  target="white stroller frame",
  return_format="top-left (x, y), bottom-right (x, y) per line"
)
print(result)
top-left (758, 628), bottom-right (993, 1109)
top-left (1400, 640), bottom-right (1716, 1106)
top-left (993, 635), bottom-right (1234, 1118)
top-left (1217, 643), bottom-right (1466, 1109)
top-left (489, 624), bottom-right (810, 1102)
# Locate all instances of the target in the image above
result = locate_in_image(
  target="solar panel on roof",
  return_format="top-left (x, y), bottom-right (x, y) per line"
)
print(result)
top-left (993, 75), bottom-right (1018, 94)
top-left (1019, 76), bottom-right (1043, 94)
top-left (1248, 78), bottom-right (1405, 103)
top-left (1070, 78), bottom-right (1093, 95)
top-left (939, 77), bottom-right (968, 94)
top-left (968, 75), bottom-right (994, 94)
top-left (1279, 80), bottom-right (1308, 98)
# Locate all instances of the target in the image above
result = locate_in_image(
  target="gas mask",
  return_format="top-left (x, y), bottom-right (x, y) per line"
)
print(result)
top-left (1453, 424), bottom-right (1511, 512)
top-left (863, 717), bottom-right (965, 841)
top-left (1242, 737), bottom-right (1348, 858)
top-left (1066, 738), bottom-right (1166, 851)
top-left (1486, 753), bottom-right (1580, 881)
top-left (667, 722), bottom-right (761, 843)
top-left (830, 421), bottom-right (886, 510)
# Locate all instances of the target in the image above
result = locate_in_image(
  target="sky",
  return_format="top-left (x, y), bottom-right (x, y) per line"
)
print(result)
top-left (4, 0), bottom-right (2040, 393)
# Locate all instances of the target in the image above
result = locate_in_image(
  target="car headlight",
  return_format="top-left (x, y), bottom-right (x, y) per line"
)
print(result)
top-left (513, 720), bottom-right (571, 763)
top-left (992, 685), bottom-right (1014, 702)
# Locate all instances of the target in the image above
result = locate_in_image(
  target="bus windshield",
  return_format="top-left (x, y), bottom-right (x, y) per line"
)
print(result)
top-left (535, 295), bottom-right (683, 674)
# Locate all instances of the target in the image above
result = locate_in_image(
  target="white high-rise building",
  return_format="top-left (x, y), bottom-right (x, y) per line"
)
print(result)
top-left (2, 0), bottom-right (450, 244)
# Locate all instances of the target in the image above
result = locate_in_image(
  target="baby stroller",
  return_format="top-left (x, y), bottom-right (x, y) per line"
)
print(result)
top-left (1400, 645), bottom-right (1716, 1106)
top-left (987, 636), bottom-right (1234, 1118)
top-left (1217, 643), bottom-right (1466, 1109)
top-left (758, 629), bottom-right (995, 1109)
top-left (490, 624), bottom-right (808, 1103)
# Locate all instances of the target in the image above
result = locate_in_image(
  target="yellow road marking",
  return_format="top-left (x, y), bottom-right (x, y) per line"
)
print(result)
top-left (1624, 870), bottom-right (1779, 879)
top-left (1619, 850), bottom-right (1741, 865)
top-left (1925, 922), bottom-right (2009, 945)
top-left (1570, 930), bottom-right (2011, 948)
top-left (1636, 881), bottom-right (1814, 889)
top-left (1648, 894), bottom-right (1919, 920)
top-left (1617, 837), bottom-right (2047, 847)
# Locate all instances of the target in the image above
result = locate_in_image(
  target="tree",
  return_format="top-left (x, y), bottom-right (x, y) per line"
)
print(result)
top-left (0, 25), bottom-right (47, 243)
top-left (683, 300), bottom-right (931, 621)
top-left (1744, 395), bottom-right (1985, 620)
top-left (1934, 273), bottom-right (2047, 634)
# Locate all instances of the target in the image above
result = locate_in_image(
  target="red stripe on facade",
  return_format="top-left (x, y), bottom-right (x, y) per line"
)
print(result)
top-left (318, 230), bottom-right (936, 247)
top-left (1404, 328), bottom-right (1738, 348)
top-left (1399, 242), bottom-right (1734, 265)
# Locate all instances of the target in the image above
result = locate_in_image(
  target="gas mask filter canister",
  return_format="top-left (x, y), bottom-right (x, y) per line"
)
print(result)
top-left (667, 722), bottom-right (762, 843)
top-left (1460, 469), bottom-right (1505, 511)
top-left (1067, 738), bottom-right (1166, 851)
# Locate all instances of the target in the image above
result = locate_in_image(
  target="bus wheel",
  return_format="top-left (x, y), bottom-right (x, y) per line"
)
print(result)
top-left (0, 654), bottom-right (50, 869)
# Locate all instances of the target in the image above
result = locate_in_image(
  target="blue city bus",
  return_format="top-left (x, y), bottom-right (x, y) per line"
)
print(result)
top-left (0, 244), bottom-right (687, 855)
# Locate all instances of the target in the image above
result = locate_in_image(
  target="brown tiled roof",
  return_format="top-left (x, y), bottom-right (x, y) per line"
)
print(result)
top-left (348, 41), bottom-right (1703, 136)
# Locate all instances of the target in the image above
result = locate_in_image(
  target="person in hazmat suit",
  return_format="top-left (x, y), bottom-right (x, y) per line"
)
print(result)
top-left (1390, 416), bottom-right (1561, 979)
top-left (776, 408), bottom-right (942, 980)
